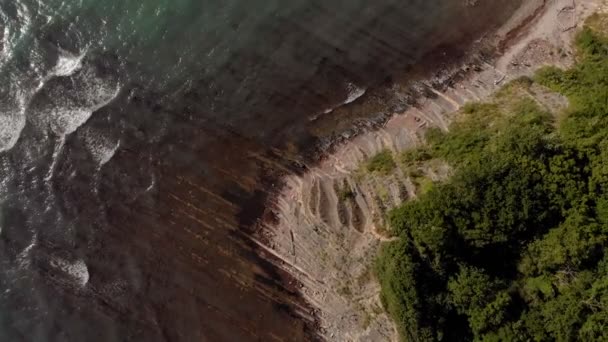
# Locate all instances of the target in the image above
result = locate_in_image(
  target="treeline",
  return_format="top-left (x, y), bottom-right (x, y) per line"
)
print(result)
top-left (376, 18), bottom-right (608, 342)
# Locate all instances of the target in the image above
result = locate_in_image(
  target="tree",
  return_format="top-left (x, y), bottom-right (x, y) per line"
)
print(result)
top-left (375, 20), bottom-right (608, 342)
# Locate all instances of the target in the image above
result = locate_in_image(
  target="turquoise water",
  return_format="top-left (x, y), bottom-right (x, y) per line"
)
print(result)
top-left (0, 1), bottom-right (523, 341)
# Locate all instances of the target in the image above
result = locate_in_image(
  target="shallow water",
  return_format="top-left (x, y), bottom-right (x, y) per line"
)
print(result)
top-left (0, 1), bottom-right (522, 341)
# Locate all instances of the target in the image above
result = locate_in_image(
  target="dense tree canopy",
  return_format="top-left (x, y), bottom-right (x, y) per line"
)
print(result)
top-left (376, 21), bottom-right (608, 341)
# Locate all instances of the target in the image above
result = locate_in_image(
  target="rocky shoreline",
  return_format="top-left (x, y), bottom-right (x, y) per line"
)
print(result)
top-left (254, 0), bottom-right (604, 340)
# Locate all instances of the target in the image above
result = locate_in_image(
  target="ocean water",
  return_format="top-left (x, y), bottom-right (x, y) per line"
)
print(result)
top-left (0, 1), bottom-right (523, 341)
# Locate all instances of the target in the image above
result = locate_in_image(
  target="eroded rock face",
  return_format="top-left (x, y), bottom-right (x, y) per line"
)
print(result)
top-left (259, 64), bottom-right (502, 341)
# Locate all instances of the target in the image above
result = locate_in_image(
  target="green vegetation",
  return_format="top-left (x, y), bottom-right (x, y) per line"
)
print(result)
top-left (367, 149), bottom-right (397, 174)
top-left (337, 180), bottom-right (356, 202)
top-left (375, 183), bottom-right (390, 203)
top-left (415, 177), bottom-right (434, 195)
top-left (401, 148), bottom-right (432, 165)
top-left (376, 22), bottom-right (608, 342)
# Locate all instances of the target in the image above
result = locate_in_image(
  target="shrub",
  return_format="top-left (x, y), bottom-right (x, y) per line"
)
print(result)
top-left (367, 149), bottom-right (397, 174)
top-left (376, 19), bottom-right (608, 342)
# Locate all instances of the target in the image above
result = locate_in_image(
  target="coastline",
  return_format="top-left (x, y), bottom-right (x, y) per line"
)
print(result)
top-left (5, 2), bottom-right (597, 341)
top-left (254, 0), bottom-right (604, 340)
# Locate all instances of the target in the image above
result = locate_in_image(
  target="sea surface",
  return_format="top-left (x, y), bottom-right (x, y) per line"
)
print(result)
top-left (0, 1), bottom-right (522, 341)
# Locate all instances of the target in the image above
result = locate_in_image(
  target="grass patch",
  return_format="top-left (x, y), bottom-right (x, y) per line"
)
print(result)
top-left (401, 148), bottom-right (432, 165)
top-left (586, 12), bottom-right (608, 35)
top-left (367, 149), bottom-right (397, 174)
top-left (415, 178), bottom-right (434, 195)
top-left (375, 183), bottom-right (390, 203)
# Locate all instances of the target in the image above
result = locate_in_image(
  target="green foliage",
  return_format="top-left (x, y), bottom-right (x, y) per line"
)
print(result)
top-left (519, 209), bottom-right (607, 276)
top-left (447, 266), bottom-right (505, 316)
top-left (511, 75), bottom-right (534, 89)
top-left (586, 12), bottom-right (608, 36)
top-left (367, 149), bottom-right (397, 174)
top-left (375, 238), bottom-right (435, 341)
top-left (337, 182), bottom-right (356, 202)
top-left (536, 27), bottom-right (608, 148)
top-left (376, 21), bottom-right (608, 342)
top-left (417, 177), bottom-right (434, 195)
top-left (401, 148), bottom-right (432, 164)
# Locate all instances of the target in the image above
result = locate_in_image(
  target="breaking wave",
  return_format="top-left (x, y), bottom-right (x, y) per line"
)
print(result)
top-left (50, 257), bottom-right (90, 287)
top-left (29, 64), bottom-right (121, 137)
top-left (312, 82), bottom-right (368, 120)
top-left (0, 92), bottom-right (27, 152)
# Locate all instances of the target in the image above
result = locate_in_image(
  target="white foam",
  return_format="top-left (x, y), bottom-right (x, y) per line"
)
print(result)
top-left (0, 93), bottom-right (27, 153)
top-left (0, 1), bottom-right (31, 69)
top-left (145, 173), bottom-right (156, 193)
top-left (310, 83), bottom-right (367, 119)
top-left (53, 49), bottom-right (86, 77)
top-left (344, 83), bottom-right (366, 105)
top-left (52, 108), bottom-right (96, 136)
top-left (17, 233), bottom-right (37, 268)
top-left (0, 25), bottom-right (11, 68)
top-left (51, 257), bottom-right (89, 287)
top-left (0, 113), bottom-right (26, 152)
top-left (80, 128), bottom-right (120, 166)
top-left (56, 77), bottom-right (120, 136)
top-left (33, 68), bottom-right (121, 137)
top-left (44, 136), bottom-right (64, 181)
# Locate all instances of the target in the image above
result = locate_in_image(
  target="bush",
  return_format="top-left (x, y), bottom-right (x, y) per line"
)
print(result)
top-left (367, 149), bottom-right (397, 174)
top-left (401, 148), bottom-right (432, 164)
top-left (376, 20), bottom-right (608, 342)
